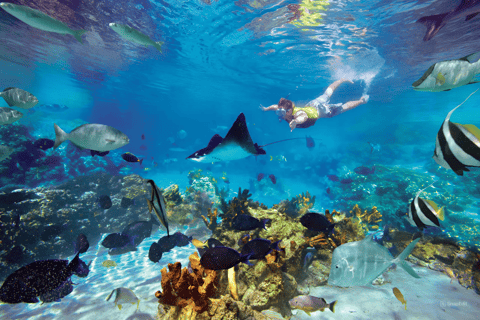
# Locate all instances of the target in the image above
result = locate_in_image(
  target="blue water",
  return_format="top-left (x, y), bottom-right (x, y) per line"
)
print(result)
top-left (1, 0), bottom-right (480, 319)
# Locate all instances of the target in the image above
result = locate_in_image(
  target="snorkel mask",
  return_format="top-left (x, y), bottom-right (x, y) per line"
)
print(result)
top-left (276, 108), bottom-right (286, 121)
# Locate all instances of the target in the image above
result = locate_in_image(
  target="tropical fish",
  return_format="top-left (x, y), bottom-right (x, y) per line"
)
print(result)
top-left (231, 214), bottom-right (270, 231)
top-left (186, 113), bottom-right (266, 163)
top-left (109, 23), bottom-right (163, 52)
top-left (38, 103), bottom-right (68, 112)
top-left (120, 197), bottom-right (135, 208)
top-left (0, 3), bottom-right (86, 43)
top-left (413, 52), bottom-right (480, 92)
top-left (0, 234), bottom-right (89, 303)
top-left (106, 287), bottom-right (140, 310)
top-left (393, 287), bottom-right (407, 310)
top-left (416, 0), bottom-right (480, 41)
top-left (148, 232), bottom-right (192, 263)
top-left (200, 246), bottom-right (253, 270)
top-left (305, 135), bottom-right (315, 149)
top-left (141, 134), bottom-right (145, 140)
top-left (433, 90), bottom-right (480, 175)
top-left (195, 238), bottom-right (224, 257)
top-left (39, 278), bottom-right (73, 304)
top-left (192, 239), bottom-right (209, 249)
top-left (146, 179), bottom-right (169, 236)
top-left (0, 145), bottom-right (14, 162)
top-left (102, 260), bottom-right (117, 268)
top-left (121, 214), bottom-right (159, 247)
top-left (240, 238), bottom-right (281, 260)
top-left (91, 150), bottom-right (109, 157)
top-left (53, 123), bottom-right (129, 152)
top-left (289, 295), bottom-right (337, 314)
top-left (0, 106), bottom-right (23, 125)
top-left (353, 165), bottom-right (375, 175)
top-left (269, 174), bottom-right (277, 184)
top-left (328, 235), bottom-right (420, 287)
top-left (97, 195), bottom-right (112, 209)
top-left (74, 233), bottom-right (89, 254)
top-left (303, 251), bottom-right (314, 272)
top-left (368, 142), bottom-right (381, 153)
top-left (257, 173), bottom-right (265, 181)
top-left (101, 233), bottom-right (133, 249)
top-left (33, 138), bottom-right (54, 150)
top-left (327, 174), bottom-right (339, 182)
top-left (300, 212), bottom-right (335, 235)
top-left (340, 178), bottom-right (354, 184)
top-left (407, 183), bottom-right (445, 231)
top-left (121, 152), bottom-right (143, 164)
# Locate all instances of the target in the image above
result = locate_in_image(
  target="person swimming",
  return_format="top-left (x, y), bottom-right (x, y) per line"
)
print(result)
top-left (262, 79), bottom-right (368, 132)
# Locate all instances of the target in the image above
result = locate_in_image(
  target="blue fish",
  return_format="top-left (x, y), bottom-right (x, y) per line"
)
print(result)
top-left (241, 238), bottom-right (281, 260)
top-left (300, 212), bottom-right (335, 235)
top-left (231, 214), bottom-right (270, 231)
top-left (200, 246), bottom-right (253, 270)
top-left (97, 195), bottom-right (112, 209)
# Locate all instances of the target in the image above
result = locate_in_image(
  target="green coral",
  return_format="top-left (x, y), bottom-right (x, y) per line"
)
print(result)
top-left (274, 191), bottom-right (316, 218)
top-left (218, 188), bottom-right (253, 230)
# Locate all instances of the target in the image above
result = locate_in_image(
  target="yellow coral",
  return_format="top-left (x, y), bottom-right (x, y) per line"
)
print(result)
top-left (350, 204), bottom-right (382, 231)
top-left (201, 208), bottom-right (218, 231)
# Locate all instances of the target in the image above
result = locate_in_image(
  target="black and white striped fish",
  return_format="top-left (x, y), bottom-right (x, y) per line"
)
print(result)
top-left (433, 89), bottom-right (480, 176)
top-left (407, 184), bottom-right (445, 231)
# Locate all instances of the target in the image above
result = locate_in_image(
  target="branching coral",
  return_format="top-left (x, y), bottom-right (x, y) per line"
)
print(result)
top-left (201, 208), bottom-right (219, 232)
top-left (351, 204), bottom-right (382, 230)
top-left (163, 184), bottom-right (183, 205)
top-left (155, 252), bottom-right (218, 313)
top-left (275, 191), bottom-right (316, 218)
top-left (218, 188), bottom-right (252, 230)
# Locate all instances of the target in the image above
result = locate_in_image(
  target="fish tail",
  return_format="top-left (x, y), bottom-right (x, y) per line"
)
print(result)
top-left (395, 238), bottom-right (421, 278)
top-left (53, 123), bottom-right (68, 149)
top-left (154, 41), bottom-right (163, 52)
top-left (329, 300), bottom-right (337, 313)
top-left (73, 29), bottom-right (87, 44)
top-left (139, 158), bottom-right (144, 165)
top-left (262, 219), bottom-right (271, 230)
top-left (272, 240), bottom-right (282, 251)
top-left (416, 13), bottom-right (448, 41)
top-left (241, 253), bottom-right (254, 266)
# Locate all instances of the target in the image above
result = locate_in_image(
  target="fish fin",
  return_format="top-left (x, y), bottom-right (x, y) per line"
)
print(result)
top-left (305, 311), bottom-right (311, 316)
top-left (329, 300), bottom-right (337, 313)
top-left (150, 213), bottom-right (160, 226)
top-left (436, 206), bottom-right (445, 221)
top-left (146, 198), bottom-right (153, 212)
top-left (460, 124), bottom-right (480, 141)
top-left (73, 29), bottom-right (87, 44)
top-left (454, 169), bottom-right (464, 176)
top-left (468, 80), bottom-right (480, 85)
top-left (118, 304), bottom-right (122, 310)
top-left (241, 253), bottom-right (254, 266)
top-left (396, 239), bottom-right (421, 278)
top-left (404, 301), bottom-right (407, 310)
top-left (53, 123), bottom-right (68, 149)
top-left (106, 289), bottom-right (115, 301)
top-left (466, 13), bottom-right (479, 21)
top-left (137, 300), bottom-right (139, 310)
top-left (139, 158), bottom-right (144, 165)
top-left (262, 219), bottom-right (271, 230)
top-left (154, 41), bottom-right (163, 52)
top-left (416, 13), bottom-right (448, 41)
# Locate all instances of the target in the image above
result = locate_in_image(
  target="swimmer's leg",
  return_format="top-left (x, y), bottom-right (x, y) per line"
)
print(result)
top-left (340, 95), bottom-right (369, 113)
top-left (324, 79), bottom-right (355, 98)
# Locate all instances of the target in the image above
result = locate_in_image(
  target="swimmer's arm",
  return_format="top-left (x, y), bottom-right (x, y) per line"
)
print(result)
top-left (260, 104), bottom-right (279, 111)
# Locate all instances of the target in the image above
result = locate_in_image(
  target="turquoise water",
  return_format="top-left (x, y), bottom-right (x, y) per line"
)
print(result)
top-left (1, 0), bottom-right (480, 319)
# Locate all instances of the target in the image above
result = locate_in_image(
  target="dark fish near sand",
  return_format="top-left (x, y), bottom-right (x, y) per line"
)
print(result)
top-left (75, 233), bottom-right (89, 254)
top-left (354, 165), bottom-right (375, 175)
top-left (231, 214), bottom-right (270, 231)
top-left (433, 90), bottom-right (480, 175)
top-left (241, 238), bottom-right (281, 260)
top-left (121, 152), bottom-right (143, 164)
top-left (34, 138), bottom-right (54, 150)
top-left (0, 87), bottom-right (38, 109)
top-left (0, 234), bottom-right (89, 303)
top-left (257, 173), bottom-right (265, 181)
top-left (187, 113), bottom-right (266, 163)
top-left (121, 214), bottom-right (159, 247)
top-left (146, 179), bottom-right (169, 237)
top-left (416, 0), bottom-right (480, 41)
top-left (306, 135), bottom-right (315, 149)
top-left (289, 295), bottom-right (337, 314)
top-left (101, 233), bottom-right (133, 249)
top-left (53, 123), bottom-right (129, 152)
top-left (91, 150), bottom-right (109, 157)
top-left (97, 195), bottom-right (112, 209)
top-left (120, 197), bottom-right (135, 208)
top-left (300, 212), bottom-right (335, 235)
top-left (148, 232), bottom-right (192, 263)
top-left (200, 246), bottom-right (253, 270)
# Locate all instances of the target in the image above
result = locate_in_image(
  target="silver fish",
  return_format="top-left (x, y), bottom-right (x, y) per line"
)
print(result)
top-left (328, 235), bottom-right (420, 287)
top-left (0, 145), bottom-right (14, 162)
top-left (0, 106), bottom-right (23, 125)
top-left (0, 87), bottom-right (38, 109)
top-left (106, 287), bottom-right (139, 310)
top-left (109, 23), bottom-right (162, 52)
top-left (0, 3), bottom-right (86, 43)
top-left (53, 123), bottom-right (129, 152)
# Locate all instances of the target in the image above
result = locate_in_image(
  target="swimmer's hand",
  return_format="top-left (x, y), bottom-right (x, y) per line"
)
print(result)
top-left (259, 104), bottom-right (266, 111)
top-left (361, 95), bottom-right (370, 103)
top-left (289, 120), bottom-right (297, 132)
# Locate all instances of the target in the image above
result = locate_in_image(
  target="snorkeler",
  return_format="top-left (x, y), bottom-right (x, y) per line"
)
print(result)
top-left (261, 79), bottom-right (369, 132)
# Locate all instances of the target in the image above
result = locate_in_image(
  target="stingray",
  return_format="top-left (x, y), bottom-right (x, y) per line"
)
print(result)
top-left (186, 113), bottom-right (314, 163)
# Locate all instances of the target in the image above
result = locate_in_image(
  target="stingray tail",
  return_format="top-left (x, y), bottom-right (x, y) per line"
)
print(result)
top-left (154, 41), bottom-right (163, 52)
top-left (416, 13), bottom-right (448, 41)
top-left (73, 29), bottom-right (87, 44)
top-left (394, 238), bottom-right (421, 278)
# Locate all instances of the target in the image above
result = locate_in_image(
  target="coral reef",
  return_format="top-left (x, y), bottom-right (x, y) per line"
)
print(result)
top-left (350, 204), bottom-right (383, 231)
top-left (274, 191), bottom-right (315, 218)
top-left (163, 184), bottom-right (183, 205)
top-left (218, 188), bottom-right (253, 231)
top-left (155, 252), bottom-right (218, 315)
top-left (201, 208), bottom-right (219, 232)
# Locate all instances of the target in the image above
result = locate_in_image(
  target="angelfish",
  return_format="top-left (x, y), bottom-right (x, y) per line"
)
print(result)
top-left (0, 3), bottom-right (86, 43)
top-left (109, 23), bottom-right (163, 52)
top-left (145, 179), bottom-right (170, 237)
top-left (407, 183), bottom-right (445, 231)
